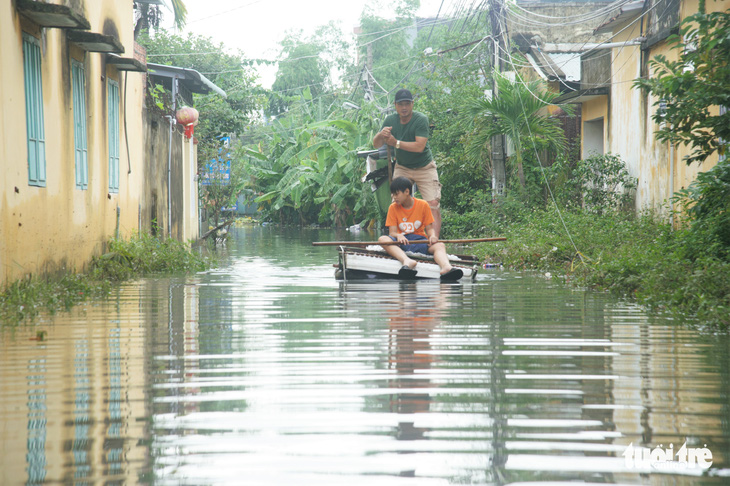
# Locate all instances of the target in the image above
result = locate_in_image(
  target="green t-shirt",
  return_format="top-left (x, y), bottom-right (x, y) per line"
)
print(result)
top-left (381, 111), bottom-right (433, 169)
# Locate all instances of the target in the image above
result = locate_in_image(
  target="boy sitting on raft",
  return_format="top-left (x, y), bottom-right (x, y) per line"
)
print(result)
top-left (378, 176), bottom-right (463, 281)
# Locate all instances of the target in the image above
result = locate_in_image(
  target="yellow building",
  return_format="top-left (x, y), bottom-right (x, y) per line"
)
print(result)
top-left (1, 1), bottom-right (220, 288)
top-left (555, 0), bottom-right (729, 213)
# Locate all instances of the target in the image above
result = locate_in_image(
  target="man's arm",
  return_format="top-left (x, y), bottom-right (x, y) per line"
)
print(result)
top-left (373, 126), bottom-right (392, 148)
top-left (377, 133), bottom-right (428, 152)
top-left (395, 136), bottom-right (427, 153)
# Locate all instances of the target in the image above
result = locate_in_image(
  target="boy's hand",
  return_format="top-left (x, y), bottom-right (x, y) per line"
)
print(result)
top-left (428, 235), bottom-right (438, 245)
top-left (396, 234), bottom-right (408, 245)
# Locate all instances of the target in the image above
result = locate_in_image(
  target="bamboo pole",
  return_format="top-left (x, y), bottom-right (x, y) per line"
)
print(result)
top-left (312, 237), bottom-right (506, 246)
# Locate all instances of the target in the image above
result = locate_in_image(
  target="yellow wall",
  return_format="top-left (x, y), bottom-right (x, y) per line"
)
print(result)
top-left (1, 1), bottom-right (143, 285)
top-left (1, 1), bottom-right (200, 287)
top-left (599, 0), bottom-right (728, 213)
top-left (582, 99), bottom-right (607, 125)
top-left (582, 97), bottom-right (608, 142)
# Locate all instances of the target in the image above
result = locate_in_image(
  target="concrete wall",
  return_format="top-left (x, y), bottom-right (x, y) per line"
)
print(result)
top-left (510, 1), bottom-right (614, 44)
top-left (605, 27), bottom-right (648, 207)
top-left (1, 1), bottom-right (199, 287)
top-left (140, 113), bottom-right (199, 243)
top-left (582, 50), bottom-right (611, 88)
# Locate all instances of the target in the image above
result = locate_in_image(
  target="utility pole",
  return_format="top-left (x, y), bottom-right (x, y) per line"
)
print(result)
top-left (489, 0), bottom-right (506, 200)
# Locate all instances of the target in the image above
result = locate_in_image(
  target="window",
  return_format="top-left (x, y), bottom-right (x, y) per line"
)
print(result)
top-left (72, 61), bottom-right (88, 189)
top-left (22, 33), bottom-right (46, 187)
top-left (108, 80), bottom-right (120, 192)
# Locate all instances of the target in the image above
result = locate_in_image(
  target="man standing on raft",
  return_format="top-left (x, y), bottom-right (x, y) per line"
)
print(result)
top-left (373, 88), bottom-right (443, 237)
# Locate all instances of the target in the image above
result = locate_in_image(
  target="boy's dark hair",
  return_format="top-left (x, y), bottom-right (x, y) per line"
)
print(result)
top-left (390, 176), bottom-right (413, 195)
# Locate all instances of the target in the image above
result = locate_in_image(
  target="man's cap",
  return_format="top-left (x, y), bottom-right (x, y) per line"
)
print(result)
top-left (394, 89), bottom-right (413, 103)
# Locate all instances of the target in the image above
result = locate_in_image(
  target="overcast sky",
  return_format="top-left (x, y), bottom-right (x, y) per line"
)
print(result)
top-left (170, 0), bottom-right (448, 87)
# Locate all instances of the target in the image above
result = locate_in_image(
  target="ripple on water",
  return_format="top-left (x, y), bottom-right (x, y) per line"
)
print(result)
top-left (1, 227), bottom-right (728, 485)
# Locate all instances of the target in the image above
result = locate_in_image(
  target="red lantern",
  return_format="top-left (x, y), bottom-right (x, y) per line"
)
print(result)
top-left (176, 106), bottom-right (199, 139)
top-left (176, 106), bottom-right (199, 126)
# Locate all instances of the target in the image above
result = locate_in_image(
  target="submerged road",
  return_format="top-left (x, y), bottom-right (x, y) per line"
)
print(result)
top-left (1, 225), bottom-right (729, 484)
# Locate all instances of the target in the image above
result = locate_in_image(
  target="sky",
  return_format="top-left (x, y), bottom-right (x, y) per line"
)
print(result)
top-left (166, 0), bottom-right (449, 88)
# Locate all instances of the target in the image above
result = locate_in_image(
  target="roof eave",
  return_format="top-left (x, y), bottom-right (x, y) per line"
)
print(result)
top-left (147, 63), bottom-right (227, 98)
top-left (594, 0), bottom-right (645, 35)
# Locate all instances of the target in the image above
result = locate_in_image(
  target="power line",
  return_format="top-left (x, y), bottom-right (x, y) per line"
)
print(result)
top-left (510, 0), bottom-right (633, 22)
top-left (498, 13), bottom-right (582, 259)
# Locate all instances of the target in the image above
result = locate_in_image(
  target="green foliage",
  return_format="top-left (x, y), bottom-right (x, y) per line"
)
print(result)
top-left (441, 191), bottom-right (533, 239)
top-left (268, 24), bottom-right (350, 117)
top-left (1, 234), bottom-right (210, 324)
top-left (148, 84), bottom-right (167, 111)
top-left (90, 233), bottom-right (211, 282)
top-left (199, 138), bottom-right (245, 236)
top-left (634, 1), bottom-right (730, 164)
top-left (463, 72), bottom-right (568, 195)
top-left (415, 27), bottom-right (494, 212)
top-left (437, 155), bottom-right (491, 212)
top-left (134, 0), bottom-right (187, 34)
top-left (239, 99), bottom-right (384, 227)
top-left (673, 159), bottom-right (730, 260)
top-left (138, 30), bottom-right (265, 159)
top-left (540, 148), bottom-right (582, 209)
top-left (465, 205), bottom-right (730, 328)
top-left (575, 153), bottom-right (637, 214)
top-left (0, 274), bottom-right (111, 324)
top-left (344, 0), bottom-right (423, 104)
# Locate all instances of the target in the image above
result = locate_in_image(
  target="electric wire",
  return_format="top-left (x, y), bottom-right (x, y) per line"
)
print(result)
top-left (424, 0), bottom-right (447, 44)
top-left (497, 13), bottom-right (583, 260)
top-left (510, 0), bottom-right (634, 20)
top-left (171, 0), bottom-right (666, 150)
top-left (492, 0), bottom-right (665, 103)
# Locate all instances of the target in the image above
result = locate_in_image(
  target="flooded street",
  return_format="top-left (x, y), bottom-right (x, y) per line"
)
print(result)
top-left (1, 226), bottom-right (729, 485)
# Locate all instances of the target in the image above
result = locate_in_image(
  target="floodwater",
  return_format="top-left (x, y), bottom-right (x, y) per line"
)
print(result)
top-left (1, 226), bottom-right (729, 485)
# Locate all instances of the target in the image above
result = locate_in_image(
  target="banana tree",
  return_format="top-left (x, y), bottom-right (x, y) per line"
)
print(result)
top-left (248, 115), bottom-right (373, 226)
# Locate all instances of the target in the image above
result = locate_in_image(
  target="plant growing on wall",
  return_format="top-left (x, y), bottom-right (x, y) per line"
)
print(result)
top-left (634, 0), bottom-right (729, 165)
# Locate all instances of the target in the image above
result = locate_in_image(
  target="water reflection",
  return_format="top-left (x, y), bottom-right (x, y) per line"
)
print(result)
top-left (0, 226), bottom-right (729, 485)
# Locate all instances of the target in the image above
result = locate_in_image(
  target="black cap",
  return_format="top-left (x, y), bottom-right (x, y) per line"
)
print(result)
top-left (394, 89), bottom-right (413, 103)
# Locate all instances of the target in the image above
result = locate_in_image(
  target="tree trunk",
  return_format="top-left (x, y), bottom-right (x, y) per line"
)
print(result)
top-left (491, 134), bottom-right (506, 201)
top-left (134, 4), bottom-right (149, 40)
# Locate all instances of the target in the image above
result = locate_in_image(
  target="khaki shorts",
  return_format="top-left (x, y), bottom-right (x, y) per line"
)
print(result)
top-left (393, 161), bottom-right (441, 208)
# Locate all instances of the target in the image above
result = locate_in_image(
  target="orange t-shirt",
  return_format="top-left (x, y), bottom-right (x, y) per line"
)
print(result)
top-left (385, 198), bottom-right (434, 237)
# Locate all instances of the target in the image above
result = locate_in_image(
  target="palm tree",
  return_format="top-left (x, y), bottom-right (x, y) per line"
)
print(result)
top-left (465, 72), bottom-right (566, 188)
top-left (134, 0), bottom-right (187, 39)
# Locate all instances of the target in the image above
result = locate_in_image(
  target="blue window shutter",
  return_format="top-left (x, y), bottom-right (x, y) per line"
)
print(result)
top-left (108, 80), bottom-right (120, 192)
top-left (72, 61), bottom-right (88, 189)
top-left (23, 34), bottom-right (46, 187)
